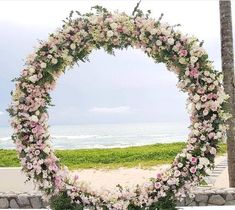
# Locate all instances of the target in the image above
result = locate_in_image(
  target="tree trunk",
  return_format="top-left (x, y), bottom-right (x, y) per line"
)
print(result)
top-left (219, 0), bottom-right (235, 187)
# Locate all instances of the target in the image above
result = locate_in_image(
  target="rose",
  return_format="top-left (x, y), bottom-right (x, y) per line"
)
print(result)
top-left (70, 43), bottom-right (76, 50)
top-left (210, 147), bottom-right (217, 155)
top-left (40, 62), bottom-right (47, 69)
top-left (174, 170), bottom-right (181, 177)
top-left (189, 68), bottom-right (199, 78)
top-left (154, 182), bottom-right (161, 189)
top-left (28, 75), bottom-right (38, 83)
top-left (190, 167), bottom-right (197, 174)
top-left (179, 49), bottom-right (188, 57)
top-left (179, 57), bottom-right (187, 64)
top-left (156, 40), bottom-right (162, 46)
top-left (190, 157), bottom-right (197, 164)
top-left (107, 30), bottom-right (114, 37)
top-left (167, 38), bottom-right (174, 45)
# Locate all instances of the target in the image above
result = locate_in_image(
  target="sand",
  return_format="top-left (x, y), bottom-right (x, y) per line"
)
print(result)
top-left (0, 156), bottom-right (229, 193)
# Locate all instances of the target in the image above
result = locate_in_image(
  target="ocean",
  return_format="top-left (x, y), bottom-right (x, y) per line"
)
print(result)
top-left (0, 122), bottom-right (189, 149)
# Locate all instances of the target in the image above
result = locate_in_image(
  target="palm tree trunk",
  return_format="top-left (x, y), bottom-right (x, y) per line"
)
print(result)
top-left (219, 0), bottom-right (235, 187)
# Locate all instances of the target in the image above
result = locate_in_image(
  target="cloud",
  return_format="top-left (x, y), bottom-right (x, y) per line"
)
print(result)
top-left (0, 111), bottom-right (4, 115)
top-left (89, 106), bottom-right (131, 114)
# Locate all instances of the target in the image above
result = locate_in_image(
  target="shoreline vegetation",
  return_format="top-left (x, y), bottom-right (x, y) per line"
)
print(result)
top-left (0, 142), bottom-right (227, 169)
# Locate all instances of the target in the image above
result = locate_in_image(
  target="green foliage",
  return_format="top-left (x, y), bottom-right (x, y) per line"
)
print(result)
top-left (50, 191), bottom-right (83, 210)
top-left (149, 195), bottom-right (177, 210)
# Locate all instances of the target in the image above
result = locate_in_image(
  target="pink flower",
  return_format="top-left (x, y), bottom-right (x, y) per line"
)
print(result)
top-left (189, 68), bottom-right (199, 78)
top-left (156, 173), bottom-right (162, 179)
top-left (74, 174), bottom-right (79, 182)
top-left (35, 150), bottom-right (40, 156)
top-left (189, 138), bottom-right (197, 144)
top-left (174, 170), bottom-right (181, 177)
top-left (190, 167), bottom-right (197, 174)
top-left (179, 49), bottom-right (188, 57)
top-left (208, 132), bottom-right (215, 139)
top-left (27, 162), bottom-right (33, 170)
top-left (201, 95), bottom-right (207, 102)
top-left (155, 182), bottom-right (162, 189)
top-left (190, 157), bottom-right (197, 164)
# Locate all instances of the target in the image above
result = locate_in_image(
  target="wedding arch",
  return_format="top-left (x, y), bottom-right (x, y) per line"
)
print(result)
top-left (9, 6), bottom-right (229, 210)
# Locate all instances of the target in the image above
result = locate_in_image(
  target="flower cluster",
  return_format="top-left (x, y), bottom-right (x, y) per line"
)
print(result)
top-left (9, 6), bottom-right (228, 210)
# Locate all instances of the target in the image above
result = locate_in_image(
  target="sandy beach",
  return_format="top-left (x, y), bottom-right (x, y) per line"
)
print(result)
top-left (0, 155), bottom-right (228, 193)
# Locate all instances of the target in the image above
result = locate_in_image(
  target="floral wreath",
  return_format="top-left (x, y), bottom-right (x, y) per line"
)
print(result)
top-left (9, 5), bottom-right (229, 210)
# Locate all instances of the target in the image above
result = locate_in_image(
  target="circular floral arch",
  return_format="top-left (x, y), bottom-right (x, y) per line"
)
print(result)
top-left (9, 6), bottom-right (229, 210)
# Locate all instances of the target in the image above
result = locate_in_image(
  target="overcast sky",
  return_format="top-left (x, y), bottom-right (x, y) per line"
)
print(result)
top-left (0, 0), bottom-right (234, 126)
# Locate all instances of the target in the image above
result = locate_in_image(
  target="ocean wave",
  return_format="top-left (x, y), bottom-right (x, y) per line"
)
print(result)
top-left (0, 137), bottom-right (11, 141)
top-left (51, 135), bottom-right (97, 140)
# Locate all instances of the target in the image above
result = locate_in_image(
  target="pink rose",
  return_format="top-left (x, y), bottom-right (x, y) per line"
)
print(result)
top-left (208, 132), bottom-right (215, 139)
top-left (190, 157), bottom-right (197, 164)
top-left (174, 170), bottom-right (181, 177)
top-left (189, 68), bottom-right (199, 78)
top-left (156, 173), bottom-right (162, 179)
top-left (179, 49), bottom-right (188, 57)
top-left (190, 167), bottom-right (197, 174)
top-left (155, 182), bottom-right (162, 189)
top-left (201, 95), bottom-right (207, 102)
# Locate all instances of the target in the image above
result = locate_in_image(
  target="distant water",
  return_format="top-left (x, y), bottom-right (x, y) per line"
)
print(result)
top-left (0, 122), bottom-right (189, 149)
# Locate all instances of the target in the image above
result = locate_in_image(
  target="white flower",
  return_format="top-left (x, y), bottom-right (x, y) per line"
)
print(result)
top-left (179, 57), bottom-right (187, 64)
top-left (30, 115), bottom-right (38, 122)
top-left (29, 67), bottom-right (35, 74)
top-left (190, 56), bottom-right (198, 64)
top-left (150, 28), bottom-right (157, 35)
top-left (204, 71), bottom-right (210, 76)
top-left (52, 58), bottom-right (58, 64)
top-left (40, 62), bottom-right (47, 69)
top-left (167, 38), bottom-right (174, 45)
top-left (196, 102), bottom-right (202, 110)
top-left (199, 157), bottom-right (209, 166)
top-left (28, 75), bottom-right (38, 83)
top-left (193, 94), bottom-right (200, 102)
top-left (110, 22), bottom-right (118, 30)
top-left (70, 43), bottom-right (76, 50)
top-left (43, 147), bottom-right (50, 154)
top-left (156, 40), bottom-right (162, 46)
top-left (178, 163), bottom-right (183, 168)
top-left (107, 30), bottom-right (114, 37)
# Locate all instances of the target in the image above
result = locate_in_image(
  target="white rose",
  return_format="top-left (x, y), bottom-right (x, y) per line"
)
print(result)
top-left (214, 80), bottom-right (219, 86)
top-left (190, 56), bottom-right (198, 64)
top-left (29, 67), bottom-right (35, 74)
top-left (107, 30), bottom-right (114, 37)
top-left (28, 75), bottom-right (38, 83)
top-left (179, 57), bottom-right (187, 64)
top-left (110, 22), bottom-right (118, 30)
top-left (197, 164), bottom-right (203, 169)
top-left (204, 71), bottom-right (210, 76)
top-left (150, 28), bottom-right (157, 35)
top-left (185, 70), bottom-right (190, 76)
top-left (52, 58), bottom-right (58, 64)
top-left (30, 115), bottom-right (38, 122)
top-left (43, 147), bottom-right (50, 154)
top-left (196, 102), bottom-right (202, 110)
top-left (70, 43), bottom-right (76, 50)
top-left (178, 163), bottom-right (183, 168)
top-left (167, 38), bottom-right (175, 45)
top-left (194, 123), bottom-right (200, 128)
top-left (156, 40), bottom-right (162, 46)
top-left (40, 62), bottom-right (47, 69)
top-left (193, 94), bottom-right (200, 102)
